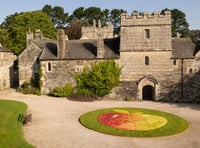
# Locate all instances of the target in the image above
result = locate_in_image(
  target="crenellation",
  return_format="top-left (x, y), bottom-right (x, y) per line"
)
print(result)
top-left (121, 11), bottom-right (171, 26)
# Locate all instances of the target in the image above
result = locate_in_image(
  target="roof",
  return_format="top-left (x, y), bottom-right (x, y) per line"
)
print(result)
top-left (172, 38), bottom-right (196, 59)
top-left (39, 38), bottom-right (120, 60)
top-left (0, 43), bottom-right (11, 52)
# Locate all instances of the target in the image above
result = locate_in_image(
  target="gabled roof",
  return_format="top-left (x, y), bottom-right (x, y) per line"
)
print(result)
top-left (172, 38), bottom-right (196, 59)
top-left (39, 38), bottom-right (120, 60)
top-left (0, 44), bottom-right (11, 52)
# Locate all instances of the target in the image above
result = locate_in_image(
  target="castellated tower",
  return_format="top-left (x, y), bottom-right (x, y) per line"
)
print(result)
top-left (119, 11), bottom-right (174, 101)
top-left (120, 11), bottom-right (172, 51)
top-left (57, 29), bottom-right (66, 59)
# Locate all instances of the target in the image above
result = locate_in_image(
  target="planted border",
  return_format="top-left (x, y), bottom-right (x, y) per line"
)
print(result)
top-left (79, 108), bottom-right (189, 137)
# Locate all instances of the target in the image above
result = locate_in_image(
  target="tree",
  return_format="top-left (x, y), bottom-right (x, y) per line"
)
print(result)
top-left (110, 9), bottom-right (126, 29)
top-left (84, 7), bottom-right (104, 25)
top-left (0, 12), bottom-right (20, 29)
top-left (7, 10), bottom-right (56, 55)
top-left (42, 5), bottom-right (68, 27)
top-left (76, 60), bottom-right (121, 97)
top-left (190, 30), bottom-right (200, 41)
top-left (162, 8), bottom-right (190, 37)
top-left (70, 7), bottom-right (85, 21)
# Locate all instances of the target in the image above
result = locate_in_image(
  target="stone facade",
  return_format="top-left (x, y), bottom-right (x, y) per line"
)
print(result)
top-left (81, 20), bottom-right (113, 40)
top-left (0, 43), bottom-right (16, 89)
top-left (17, 11), bottom-right (200, 103)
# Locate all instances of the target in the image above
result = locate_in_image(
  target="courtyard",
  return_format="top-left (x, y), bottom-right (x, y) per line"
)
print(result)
top-left (0, 89), bottom-right (200, 148)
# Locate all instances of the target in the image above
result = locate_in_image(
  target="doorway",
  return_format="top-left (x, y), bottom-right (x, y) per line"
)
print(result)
top-left (142, 85), bottom-right (154, 100)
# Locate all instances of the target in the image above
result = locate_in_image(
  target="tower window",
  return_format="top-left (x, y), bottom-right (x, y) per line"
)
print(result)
top-left (173, 59), bottom-right (176, 65)
top-left (145, 56), bottom-right (149, 65)
top-left (48, 62), bottom-right (52, 71)
top-left (145, 29), bottom-right (150, 39)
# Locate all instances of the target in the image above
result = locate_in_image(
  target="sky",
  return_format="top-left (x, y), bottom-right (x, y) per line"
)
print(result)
top-left (0, 0), bottom-right (199, 29)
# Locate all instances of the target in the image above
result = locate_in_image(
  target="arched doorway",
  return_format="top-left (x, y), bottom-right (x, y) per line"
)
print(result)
top-left (137, 76), bottom-right (158, 101)
top-left (142, 85), bottom-right (155, 100)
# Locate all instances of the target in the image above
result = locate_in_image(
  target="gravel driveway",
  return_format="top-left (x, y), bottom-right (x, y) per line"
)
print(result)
top-left (1, 89), bottom-right (200, 148)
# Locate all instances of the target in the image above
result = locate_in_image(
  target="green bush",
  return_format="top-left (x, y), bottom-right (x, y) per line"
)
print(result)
top-left (51, 84), bottom-right (73, 97)
top-left (76, 60), bottom-right (121, 97)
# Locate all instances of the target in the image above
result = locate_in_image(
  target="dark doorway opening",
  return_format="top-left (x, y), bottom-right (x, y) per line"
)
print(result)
top-left (142, 85), bottom-right (154, 100)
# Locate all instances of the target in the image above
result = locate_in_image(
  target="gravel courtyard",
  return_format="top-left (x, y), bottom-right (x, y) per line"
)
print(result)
top-left (0, 89), bottom-right (200, 148)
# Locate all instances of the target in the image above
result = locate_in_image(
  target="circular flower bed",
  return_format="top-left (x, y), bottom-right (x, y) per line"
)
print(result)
top-left (79, 108), bottom-right (189, 137)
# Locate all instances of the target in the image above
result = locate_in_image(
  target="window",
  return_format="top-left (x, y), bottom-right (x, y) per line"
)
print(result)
top-left (173, 59), bottom-right (176, 65)
top-left (189, 68), bottom-right (193, 74)
top-left (145, 56), bottom-right (149, 65)
top-left (36, 58), bottom-right (40, 64)
top-left (145, 29), bottom-right (150, 39)
top-left (75, 65), bottom-right (84, 72)
top-left (48, 62), bottom-right (52, 71)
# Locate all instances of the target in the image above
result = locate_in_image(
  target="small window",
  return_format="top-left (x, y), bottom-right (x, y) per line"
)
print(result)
top-left (48, 62), bottom-right (52, 71)
top-left (173, 59), bottom-right (176, 65)
top-left (189, 68), bottom-right (193, 74)
top-left (145, 29), bottom-right (150, 39)
top-left (75, 65), bottom-right (84, 72)
top-left (36, 58), bottom-right (40, 64)
top-left (145, 56), bottom-right (149, 65)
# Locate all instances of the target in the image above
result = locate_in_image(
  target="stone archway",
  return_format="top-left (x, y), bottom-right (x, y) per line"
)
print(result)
top-left (142, 85), bottom-right (155, 100)
top-left (137, 76), bottom-right (158, 101)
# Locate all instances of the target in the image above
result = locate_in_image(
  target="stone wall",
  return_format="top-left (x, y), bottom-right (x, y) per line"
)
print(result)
top-left (40, 59), bottom-right (119, 94)
top-left (0, 52), bottom-right (16, 89)
top-left (18, 42), bottom-right (42, 86)
top-left (81, 21), bottom-right (113, 40)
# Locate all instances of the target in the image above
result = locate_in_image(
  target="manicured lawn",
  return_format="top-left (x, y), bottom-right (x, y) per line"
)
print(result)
top-left (80, 107), bottom-right (189, 137)
top-left (0, 99), bottom-right (33, 148)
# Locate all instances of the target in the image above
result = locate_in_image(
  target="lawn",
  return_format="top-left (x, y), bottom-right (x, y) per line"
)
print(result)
top-left (80, 107), bottom-right (189, 137)
top-left (0, 99), bottom-right (33, 148)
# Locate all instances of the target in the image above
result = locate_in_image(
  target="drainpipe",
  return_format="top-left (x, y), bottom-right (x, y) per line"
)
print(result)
top-left (181, 58), bottom-right (184, 103)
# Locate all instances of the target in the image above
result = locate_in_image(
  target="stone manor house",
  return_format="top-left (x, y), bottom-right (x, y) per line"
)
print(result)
top-left (16, 11), bottom-right (200, 102)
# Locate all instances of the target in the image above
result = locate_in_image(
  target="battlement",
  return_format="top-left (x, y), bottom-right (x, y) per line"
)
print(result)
top-left (121, 11), bottom-right (171, 26)
top-left (81, 20), bottom-right (113, 40)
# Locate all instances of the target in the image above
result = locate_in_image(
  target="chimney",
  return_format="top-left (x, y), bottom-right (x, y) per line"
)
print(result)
top-left (57, 29), bottom-right (66, 59)
top-left (97, 32), bottom-right (104, 58)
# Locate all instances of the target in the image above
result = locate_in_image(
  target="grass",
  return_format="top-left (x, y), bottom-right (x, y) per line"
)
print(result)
top-left (79, 107), bottom-right (189, 137)
top-left (0, 99), bottom-right (34, 148)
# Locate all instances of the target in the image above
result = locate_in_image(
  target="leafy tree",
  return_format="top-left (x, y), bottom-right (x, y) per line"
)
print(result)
top-left (190, 30), bottom-right (200, 41)
top-left (7, 10), bottom-right (56, 55)
top-left (70, 7), bottom-right (85, 21)
top-left (42, 5), bottom-right (68, 27)
top-left (84, 7), bottom-right (104, 25)
top-left (65, 20), bottom-right (89, 39)
top-left (76, 60), bottom-right (121, 97)
top-left (0, 29), bottom-right (9, 47)
top-left (162, 8), bottom-right (190, 37)
top-left (110, 9), bottom-right (126, 29)
top-left (0, 12), bottom-right (20, 29)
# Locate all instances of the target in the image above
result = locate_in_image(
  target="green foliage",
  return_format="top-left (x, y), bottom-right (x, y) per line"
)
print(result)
top-left (50, 84), bottom-right (73, 97)
top-left (0, 100), bottom-right (33, 147)
top-left (6, 10), bottom-right (56, 55)
top-left (76, 60), bottom-right (121, 97)
top-left (42, 5), bottom-right (68, 27)
top-left (161, 8), bottom-right (190, 37)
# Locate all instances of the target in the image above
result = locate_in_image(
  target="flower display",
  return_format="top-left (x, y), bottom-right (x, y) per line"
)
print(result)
top-left (98, 109), bottom-right (167, 131)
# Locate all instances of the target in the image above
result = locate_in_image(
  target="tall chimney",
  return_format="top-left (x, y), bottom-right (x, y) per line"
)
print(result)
top-left (57, 29), bottom-right (66, 58)
top-left (97, 31), bottom-right (104, 58)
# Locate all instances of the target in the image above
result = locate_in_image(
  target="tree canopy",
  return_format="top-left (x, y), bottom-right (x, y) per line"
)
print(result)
top-left (162, 8), bottom-right (190, 37)
top-left (6, 10), bottom-right (56, 55)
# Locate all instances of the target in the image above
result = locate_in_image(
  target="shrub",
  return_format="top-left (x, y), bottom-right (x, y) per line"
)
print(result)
top-left (50, 84), bottom-right (73, 97)
top-left (76, 60), bottom-right (121, 97)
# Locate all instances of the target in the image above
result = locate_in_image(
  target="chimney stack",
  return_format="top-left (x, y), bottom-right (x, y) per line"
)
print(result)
top-left (57, 29), bottom-right (66, 59)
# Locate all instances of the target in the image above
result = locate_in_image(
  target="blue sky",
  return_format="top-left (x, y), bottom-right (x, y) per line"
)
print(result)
top-left (0, 0), bottom-right (199, 29)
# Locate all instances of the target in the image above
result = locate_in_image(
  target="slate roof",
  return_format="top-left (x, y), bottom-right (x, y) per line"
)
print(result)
top-left (0, 46), bottom-right (11, 52)
top-left (39, 37), bottom-right (120, 60)
top-left (172, 38), bottom-right (196, 59)
top-left (35, 37), bottom-right (199, 60)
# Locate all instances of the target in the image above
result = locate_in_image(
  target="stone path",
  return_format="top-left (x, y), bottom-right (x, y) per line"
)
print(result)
top-left (0, 89), bottom-right (200, 148)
